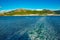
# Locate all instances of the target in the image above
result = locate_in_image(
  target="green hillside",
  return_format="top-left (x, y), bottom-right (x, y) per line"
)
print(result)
top-left (0, 9), bottom-right (60, 16)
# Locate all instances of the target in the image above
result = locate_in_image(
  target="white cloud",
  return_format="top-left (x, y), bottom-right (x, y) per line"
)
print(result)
top-left (0, 10), bottom-right (7, 13)
top-left (35, 9), bottom-right (43, 11)
top-left (0, 10), bottom-right (12, 13)
top-left (0, 8), bottom-right (17, 13)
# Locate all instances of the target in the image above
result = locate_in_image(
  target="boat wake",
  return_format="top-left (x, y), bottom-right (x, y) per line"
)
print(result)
top-left (0, 16), bottom-right (60, 40)
top-left (28, 17), bottom-right (58, 40)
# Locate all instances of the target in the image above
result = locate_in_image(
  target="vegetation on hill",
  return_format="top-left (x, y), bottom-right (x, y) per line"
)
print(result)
top-left (54, 10), bottom-right (60, 14)
top-left (0, 9), bottom-right (60, 16)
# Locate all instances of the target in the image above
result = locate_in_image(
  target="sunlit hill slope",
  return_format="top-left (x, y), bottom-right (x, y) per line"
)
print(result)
top-left (0, 9), bottom-right (60, 16)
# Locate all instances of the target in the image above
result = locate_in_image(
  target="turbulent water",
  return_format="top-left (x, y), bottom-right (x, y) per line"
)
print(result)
top-left (0, 16), bottom-right (60, 40)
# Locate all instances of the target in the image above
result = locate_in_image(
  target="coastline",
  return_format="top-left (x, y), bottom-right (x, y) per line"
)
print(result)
top-left (2, 14), bottom-right (60, 16)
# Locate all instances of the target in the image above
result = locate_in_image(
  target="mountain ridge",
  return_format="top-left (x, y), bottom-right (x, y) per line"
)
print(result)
top-left (0, 9), bottom-right (60, 16)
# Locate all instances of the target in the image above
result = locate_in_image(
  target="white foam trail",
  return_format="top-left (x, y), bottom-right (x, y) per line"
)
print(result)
top-left (28, 17), bottom-right (58, 40)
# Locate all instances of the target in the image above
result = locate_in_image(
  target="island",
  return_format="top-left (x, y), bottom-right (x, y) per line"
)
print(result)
top-left (0, 9), bottom-right (60, 16)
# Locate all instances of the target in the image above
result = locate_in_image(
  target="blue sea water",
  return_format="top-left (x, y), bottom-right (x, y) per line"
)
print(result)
top-left (0, 16), bottom-right (60, 40)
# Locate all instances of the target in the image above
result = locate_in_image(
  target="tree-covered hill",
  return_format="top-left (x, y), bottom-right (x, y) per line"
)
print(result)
top-left (54, 10), bottom-right (60, 14)
top-left (0, 9), bottom-right (60, 16)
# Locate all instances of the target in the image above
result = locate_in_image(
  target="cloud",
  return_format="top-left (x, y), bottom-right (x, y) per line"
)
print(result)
top-left (0, 8), bottom-right (18, 13)
top-left (35, 9), bottom-right (43, 11)
top-left (0, 10), bottom-right (12, 13)
top-left (0, 10), bottom-right (6, 13)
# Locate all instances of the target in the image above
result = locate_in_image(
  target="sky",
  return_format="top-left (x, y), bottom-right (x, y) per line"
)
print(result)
top-left (0, 0), bottom-right (60, 11)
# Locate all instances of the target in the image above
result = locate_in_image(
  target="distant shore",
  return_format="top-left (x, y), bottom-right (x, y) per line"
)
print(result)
top-left (0, 9), bottom-right (60, 16)
top-left (2, 14), bottom-right (60, 16)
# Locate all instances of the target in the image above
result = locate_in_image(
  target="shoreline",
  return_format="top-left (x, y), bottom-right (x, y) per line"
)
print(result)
top-left (1, 14), bottom-right (60, 16)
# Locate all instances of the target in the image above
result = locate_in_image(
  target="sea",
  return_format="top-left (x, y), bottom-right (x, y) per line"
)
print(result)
top-left (0, 16), bottom-right (60, 40)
